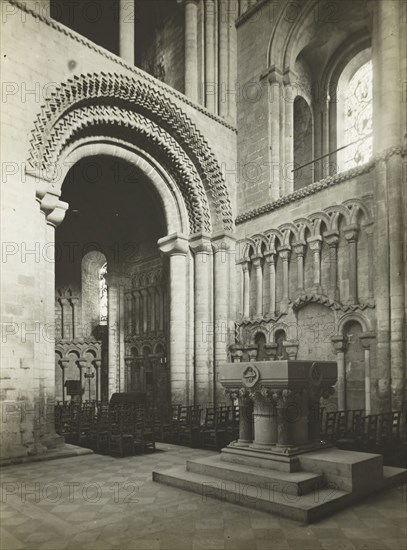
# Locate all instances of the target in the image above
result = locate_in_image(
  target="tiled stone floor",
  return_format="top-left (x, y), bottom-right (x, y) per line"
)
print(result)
top-left (0, 444), bottom-right (406, 550)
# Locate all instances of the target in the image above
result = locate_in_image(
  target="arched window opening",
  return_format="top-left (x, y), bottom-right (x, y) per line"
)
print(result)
top-left (293, 96), bottom-right (313, 190)
top-left (81, 251), bottom-right (108, 335)
top-left (274, 329), bottom-right (288, 360)
top-left (344, 60), bottom-right (372, 169)
top-left (254, 332), bottom-right (266, 361)
top-left (337, 56), bottom-right (373, 172)
top-left (99, 263), bottom-right (108, 325)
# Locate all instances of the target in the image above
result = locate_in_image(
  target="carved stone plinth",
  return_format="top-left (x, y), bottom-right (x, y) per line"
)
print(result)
top-left (219, 360), bottom-right (336, 460)
top-left (153, 359), bottom-right (407, 522)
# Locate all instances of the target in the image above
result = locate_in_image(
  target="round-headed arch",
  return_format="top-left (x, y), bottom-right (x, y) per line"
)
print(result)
top-left (27, 72), bottom-right (233, 234)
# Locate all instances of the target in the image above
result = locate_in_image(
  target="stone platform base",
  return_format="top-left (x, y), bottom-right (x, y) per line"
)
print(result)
top-left (0, 444), bottom-right (93, 467)
top-left (153, 446), bottom-right (407, 523)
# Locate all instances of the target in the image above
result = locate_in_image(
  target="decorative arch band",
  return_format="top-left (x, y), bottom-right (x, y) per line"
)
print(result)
top-left (27, 72), bottom-right (233, 233)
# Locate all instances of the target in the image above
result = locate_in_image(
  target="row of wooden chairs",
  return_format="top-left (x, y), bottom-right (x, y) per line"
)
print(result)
top-left (153, 404), bottom-right (240, 450)
top-left (55, 401), bottom-right (155, 456)
top-left (321, 408), bottom-right (403, 448)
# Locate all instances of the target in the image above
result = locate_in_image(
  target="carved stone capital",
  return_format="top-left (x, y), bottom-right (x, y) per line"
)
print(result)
top-left (39, 192), bottom-right (69, 228)
top-left (359, 332), bottom-right (376, 349)
top-left (230, 344), bottom-right (244, 363)
top-left (189, 232), bottom-right (212, 254)
top-left (331, 335), bottom-right (346, 353)
top-left (282, 340), bottom-right (299, 360)
top-left (212, 232), bottom-right (236, 254)
top-left (245, 345), bottom-right (258, 362)
top-left (292, 241), bottom-right (306, 256)
top-left (323, 231), bottom-right (340, 248)
top-left (264, 251), bottom-right (276, 263)
top-left (264, 343), bottom-right (278, 360)
top-left (260, 64), bottom-right (284, 84)
top-left (278, 247), bottom-right (291, 260)
top-left (241, 260), bottom-right (250, 272)
top-left (158, 233), bottom-right (189, 256)
top-left (343, 224), bottom-right (359, 242)
top-left (252, 256), bottom-right (262, 268)
top-left (308, 237), bottom-right (322, 252)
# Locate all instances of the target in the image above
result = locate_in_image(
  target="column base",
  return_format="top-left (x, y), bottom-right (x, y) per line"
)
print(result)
top-left (250, 442), bottom-right (276, 450)
top-left (231, 439), bottom-right (252, 447)
top-left (221, 440), bottom-right (333, 472)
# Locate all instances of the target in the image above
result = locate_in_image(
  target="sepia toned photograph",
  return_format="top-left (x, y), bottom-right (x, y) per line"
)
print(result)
top-left (0, 1), bottom-right (406, 549)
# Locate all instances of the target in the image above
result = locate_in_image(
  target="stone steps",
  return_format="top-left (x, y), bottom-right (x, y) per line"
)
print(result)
top-left (153, 465), bottom-right (350, 523)
top-left (153, 454), bottom-right (407, 523)
top-left (186, 455), bottom-right (324, 496)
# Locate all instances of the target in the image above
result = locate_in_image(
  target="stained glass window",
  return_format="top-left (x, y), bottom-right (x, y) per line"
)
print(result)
top-left (99, 263), bottom-right (107, 324)
top-left (344, 60), bottom-right (372, 169)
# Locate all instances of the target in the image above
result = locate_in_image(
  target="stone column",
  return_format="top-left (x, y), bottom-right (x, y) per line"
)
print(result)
top-left (156, 286), bottom-right (164, 332)
top-left (140, 288), bottom-right (148, 333)
top-left (364, 222), bottom-right (375, 302)
top-left (158, 234), bottom-right (189, 405)
top-left (264, 252), bottom-right (276, 316)
top-left (124, 357), bottom-right (133, 393)
top-left (93, 360), bottom-right (101, 402)
top-left (279, 248), bottom-right (290, 312)
top-left (309, 237), bottom-right (322, 294)
top-left (242, 261), bottom-right (250, 318)
top-left (212, 234), bottom-right (235, 387)
top-left (205, 0), bottom-right (216, 112)
top-left (324, 232), bottom-right (340, 301)
top-left (251, 394), bottom-right (277, 449)
top-left (70, 297), bottom-right (79, 340)
top-left (359, 332), bottom-right (376, 415)
top-left (218, 0), bottom-right (228, 118)
top-left (265, 68), bottom-right (283, 201)
top-left (252, 256), bottom-right (263, 318)
top-left (77, 359), bottom-right (87, 403)
top-left (332, 336), bottom-right (346, 410)
top-left (132, 290), bottom-right (141, 335)
top-left (119, 0), bottom-right (135, 65)
top-left (59, 360), bottom-right (69, 403)
top-left (149, 286), bottom-right (156, 332)
top-left (190, 233), bottom-right (213, 405)
top-left (274, 391), bottom-right (294, 449)
top-left (105, 273), bottom-right (120, 399)
top-left (59, 298), bottom-right (71, 341)
top-left (184, 0), bottom-right (199, 102)
top-left (237, 395), bottom-right (253, 446)
top-left (29, 189), bottom-right (67, 452)
top-left (293, 243), bottom-right (305, 295)
top-left (344, 224), bottom-right (359, 304)
top-left (119, 283), bottom-right (126, 392)
top-left (283, 83), bottom-right (294, 195)
top-left (126, 291), bottom-right (133, 336)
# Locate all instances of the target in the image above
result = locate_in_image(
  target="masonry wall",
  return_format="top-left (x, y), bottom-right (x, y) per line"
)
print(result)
top-left (136, 0), bottom-right (184, 93)
top-left (0, 1), bottom-right (237, 460)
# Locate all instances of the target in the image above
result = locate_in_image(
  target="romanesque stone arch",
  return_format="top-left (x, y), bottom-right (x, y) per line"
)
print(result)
top-left (27, 72), bottom-right (233, 234)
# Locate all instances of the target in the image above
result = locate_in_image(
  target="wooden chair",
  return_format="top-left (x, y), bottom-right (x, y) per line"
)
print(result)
top-left (178, 406), bottom-right (202, 447)
top-left (108, 407), bottom-right (135, 457)
top-left (200, 408), bottom-right (225, 450)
